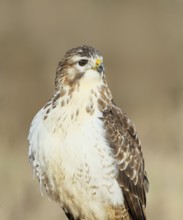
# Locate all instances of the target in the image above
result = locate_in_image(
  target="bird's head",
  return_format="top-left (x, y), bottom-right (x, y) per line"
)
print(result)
top-left (55, 45), bottom-right (105, 90)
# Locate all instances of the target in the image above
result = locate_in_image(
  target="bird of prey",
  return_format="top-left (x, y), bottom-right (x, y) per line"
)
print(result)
top-left (28, 45), bottom-right (149, 220)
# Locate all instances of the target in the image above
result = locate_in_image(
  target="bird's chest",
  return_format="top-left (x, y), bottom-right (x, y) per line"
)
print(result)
top-left (47, 108), bottom-right (115, 184)
top-left (32, 94), bottom-right (124, 219)
top-left (42, 107), bottom-right (119, 203)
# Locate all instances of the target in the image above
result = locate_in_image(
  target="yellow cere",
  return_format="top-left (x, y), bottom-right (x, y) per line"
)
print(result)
top-left (96, 59), bottom-right (101, 66)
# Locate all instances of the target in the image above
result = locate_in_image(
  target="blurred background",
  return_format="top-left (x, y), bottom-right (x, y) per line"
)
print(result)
top-left (0, 0), bottom-right (183, 219)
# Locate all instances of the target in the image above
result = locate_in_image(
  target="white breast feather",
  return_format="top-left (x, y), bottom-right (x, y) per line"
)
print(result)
top-left (28, 81), bottom-right (124, 220)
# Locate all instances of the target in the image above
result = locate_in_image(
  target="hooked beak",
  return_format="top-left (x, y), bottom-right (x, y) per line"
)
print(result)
top-left (95, 59), bottom-right (104, 73)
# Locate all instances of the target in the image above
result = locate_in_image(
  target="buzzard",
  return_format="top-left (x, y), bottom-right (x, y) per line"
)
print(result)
top-left (28, 45), bottom-right (149, 220)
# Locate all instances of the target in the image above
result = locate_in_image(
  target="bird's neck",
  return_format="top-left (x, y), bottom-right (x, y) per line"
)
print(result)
top-left (54, 79), bottom-right (112, 115)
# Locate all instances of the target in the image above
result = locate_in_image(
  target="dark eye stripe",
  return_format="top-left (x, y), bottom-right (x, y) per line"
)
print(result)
top-left (78, 59), bottom-right (88, 66)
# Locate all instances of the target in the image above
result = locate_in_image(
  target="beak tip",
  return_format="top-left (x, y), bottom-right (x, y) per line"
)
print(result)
top-left (97, 64), bottom-right (104, 73)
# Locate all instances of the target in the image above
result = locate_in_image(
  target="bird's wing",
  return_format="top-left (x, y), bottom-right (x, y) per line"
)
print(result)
top-left (102, 103), bottom-right (149, 220)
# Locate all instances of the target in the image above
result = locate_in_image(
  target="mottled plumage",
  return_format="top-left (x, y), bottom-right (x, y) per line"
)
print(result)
top-left (28, 45), bottom-right (148, 220)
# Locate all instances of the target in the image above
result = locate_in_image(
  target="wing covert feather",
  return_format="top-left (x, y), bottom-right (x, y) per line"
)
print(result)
top-left (102, 104), bottom-right (149, 220)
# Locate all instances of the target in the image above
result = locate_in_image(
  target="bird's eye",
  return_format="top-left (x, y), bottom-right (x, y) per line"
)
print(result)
top-left (78, 59), bottom-right (88, 66)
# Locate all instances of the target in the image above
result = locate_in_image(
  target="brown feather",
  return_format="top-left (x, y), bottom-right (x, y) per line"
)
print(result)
top-left (101, 103), bottom-right (149, 220)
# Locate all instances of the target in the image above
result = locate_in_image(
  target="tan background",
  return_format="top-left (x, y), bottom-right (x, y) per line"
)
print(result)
top-left (0, 1), bottom-right (183, 220)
